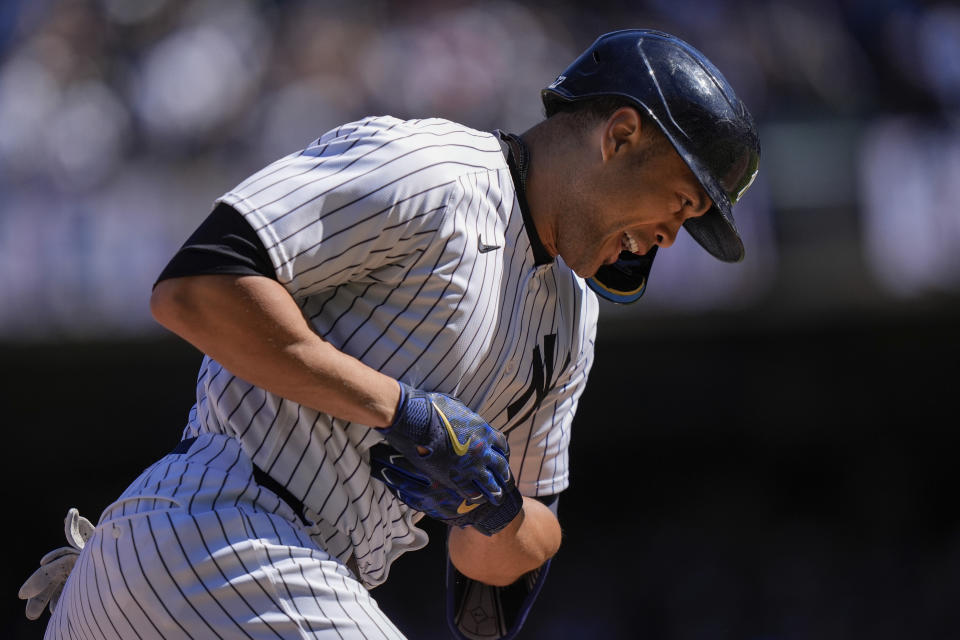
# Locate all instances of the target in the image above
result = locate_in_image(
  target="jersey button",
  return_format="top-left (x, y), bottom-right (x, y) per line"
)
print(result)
top-left (504, 361), bottom-right (516, 373)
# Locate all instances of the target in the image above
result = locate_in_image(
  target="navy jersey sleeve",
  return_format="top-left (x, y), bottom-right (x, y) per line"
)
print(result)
top-left (155, 203), bottom-right (277, 285)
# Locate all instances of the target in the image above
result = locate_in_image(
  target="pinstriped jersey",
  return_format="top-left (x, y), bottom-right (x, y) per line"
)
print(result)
top-left (184, 116), bottom-right (599, 587)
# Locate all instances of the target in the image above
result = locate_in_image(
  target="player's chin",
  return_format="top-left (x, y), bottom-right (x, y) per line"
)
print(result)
top-left (572, 261), bottom-right (601, 279)
top-left (584, 255), bottom-right (615, 278)
top-left (603, 250), bottom-right (622, 266)
top-left (591, 247), bottom-right (622, 273)
top-left (565, 246), bottom-right (611, 279)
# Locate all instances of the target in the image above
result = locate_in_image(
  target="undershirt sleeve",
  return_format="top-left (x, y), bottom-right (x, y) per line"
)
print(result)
top-left (155, 203), bottom-right (277, 285)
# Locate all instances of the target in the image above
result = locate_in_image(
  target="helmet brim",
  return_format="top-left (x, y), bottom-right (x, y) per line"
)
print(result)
top-left (669, 127), bottom-right (756, 263)
top-left (683, 204), bottom-right (744, 263)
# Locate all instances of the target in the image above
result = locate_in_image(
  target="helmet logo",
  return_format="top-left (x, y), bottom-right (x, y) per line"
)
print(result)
top-left (547, 75), bottom-right (566, 89)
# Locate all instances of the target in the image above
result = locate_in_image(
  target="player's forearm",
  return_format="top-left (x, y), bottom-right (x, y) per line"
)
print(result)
top-left (448, 496), bottom-right (561, 587)
top-left (151, 274), bottom-right (400, 427)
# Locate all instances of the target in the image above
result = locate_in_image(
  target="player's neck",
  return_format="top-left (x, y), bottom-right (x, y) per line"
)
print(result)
top-left (519, 121), bottom-right (578, 260)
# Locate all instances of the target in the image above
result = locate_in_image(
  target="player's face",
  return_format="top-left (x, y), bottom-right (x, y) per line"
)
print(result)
top-left (555, 117), bottom-right (712, 279)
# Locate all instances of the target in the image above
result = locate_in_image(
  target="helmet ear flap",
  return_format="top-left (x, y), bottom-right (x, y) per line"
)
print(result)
top-left (586, 246), bottom-right (657, 304)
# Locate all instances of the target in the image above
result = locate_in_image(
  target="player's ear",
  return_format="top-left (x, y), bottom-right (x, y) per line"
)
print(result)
top-left (601, 107), bottom-right (641, 162)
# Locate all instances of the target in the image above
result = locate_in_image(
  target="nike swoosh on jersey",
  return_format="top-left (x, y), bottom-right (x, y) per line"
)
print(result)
top-left (433, 401), bottom-right (472, 456)
top-left (478, 236), bottom-right (501, 253)
top-left (457, 500), bottom-right (481, 514)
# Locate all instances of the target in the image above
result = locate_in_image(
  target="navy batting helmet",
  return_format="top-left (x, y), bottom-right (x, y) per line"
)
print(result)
top-left (543, 29), bottom-right (760, 303)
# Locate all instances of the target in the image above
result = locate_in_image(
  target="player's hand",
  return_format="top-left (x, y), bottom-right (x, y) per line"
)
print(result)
top-left (369, 442), bottom-right (523, 536)
top-left (19, 508), bottom-right (94, 620)
top-left (381, 381), bottom-right (512, 504)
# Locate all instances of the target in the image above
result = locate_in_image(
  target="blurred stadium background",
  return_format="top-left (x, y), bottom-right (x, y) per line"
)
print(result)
top-left (3, 0), bottom-right (959, 638)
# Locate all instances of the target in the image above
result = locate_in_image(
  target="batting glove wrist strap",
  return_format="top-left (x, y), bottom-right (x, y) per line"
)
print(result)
top-left (470, 484), bottom-right (523, 536)
top-left (382, 381), bottom-right (512, 503)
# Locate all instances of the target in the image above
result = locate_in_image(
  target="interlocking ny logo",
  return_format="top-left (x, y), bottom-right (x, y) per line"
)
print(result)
top-left (507, 334), bottom-right (571, 426)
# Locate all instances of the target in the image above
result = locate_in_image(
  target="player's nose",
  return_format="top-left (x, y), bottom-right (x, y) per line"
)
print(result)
top-left (655, 223), bottom-right (680, 248)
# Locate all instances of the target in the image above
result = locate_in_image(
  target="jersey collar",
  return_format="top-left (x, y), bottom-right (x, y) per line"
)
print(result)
top-left (495, 130), bottom-right (553, 267)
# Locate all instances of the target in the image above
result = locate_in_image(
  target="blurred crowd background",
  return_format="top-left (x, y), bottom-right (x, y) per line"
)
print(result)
top-left (3, 1), bottom-right (960, 639)
top-left (1, 0), bottom-right (959, 336)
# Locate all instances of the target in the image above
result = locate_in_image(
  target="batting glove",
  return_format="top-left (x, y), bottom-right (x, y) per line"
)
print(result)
top-left (369, 442), bottom-right (523, 536)
top-left (19, 508), bottom-right (94, 620)
top-left (381, 381), bottom-right (512, 505)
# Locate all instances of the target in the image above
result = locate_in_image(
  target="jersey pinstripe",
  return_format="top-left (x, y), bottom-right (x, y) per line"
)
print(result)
top-left (184, 116), bottom-right (598, 588)
top-left (46, 433), bottom-right (407, 640)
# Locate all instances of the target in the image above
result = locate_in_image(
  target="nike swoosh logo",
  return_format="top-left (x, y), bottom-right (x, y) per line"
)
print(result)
top-left (478, 236), bottom-right (501, 253)
top-left (433, 401), bottom-right (471, 456)
top-left (457, 500), bottom-right (481, 514)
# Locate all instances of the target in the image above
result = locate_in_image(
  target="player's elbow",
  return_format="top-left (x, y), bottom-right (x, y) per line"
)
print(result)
top-left (150, 277), bottom-right (202, 334)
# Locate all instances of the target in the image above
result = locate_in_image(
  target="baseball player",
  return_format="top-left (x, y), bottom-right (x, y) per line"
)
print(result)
top-left (20, 30), bottom-right (759, 639)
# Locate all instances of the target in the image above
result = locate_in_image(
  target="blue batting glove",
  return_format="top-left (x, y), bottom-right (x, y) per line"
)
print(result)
top-left (380, 381), bottom-right (512, 505)
top-left (369, 442), bottom-right (523, 536)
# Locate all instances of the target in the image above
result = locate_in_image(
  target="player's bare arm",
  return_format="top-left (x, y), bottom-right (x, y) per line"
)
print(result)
top-left (448, 496), bottom-right (561, 586)
top-left (153, 272), bottom-right (518, 508)
top-left (151, 273), bottom-right (401, 428)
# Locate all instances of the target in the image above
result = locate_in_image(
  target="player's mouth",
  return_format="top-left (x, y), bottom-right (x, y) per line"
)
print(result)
top-left (621, 231), bottom-right (640, 254)
top-left (604, 231), bottom-right (641, 266)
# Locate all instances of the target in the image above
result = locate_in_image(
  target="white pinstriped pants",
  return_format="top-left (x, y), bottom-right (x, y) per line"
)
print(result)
top-left (44, 435), bottom-right (407, 640)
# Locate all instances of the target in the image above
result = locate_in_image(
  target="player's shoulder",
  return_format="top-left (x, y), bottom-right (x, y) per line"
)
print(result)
top-left (314, 115), bottom-right (505, 170)
top-left (378, 116), bottom-right (500, 145)
top-left (389, 117), bottom-right (504, 164)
